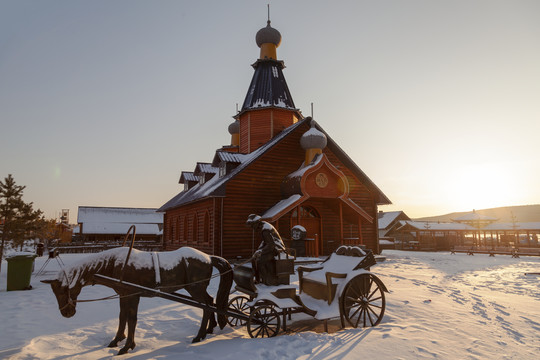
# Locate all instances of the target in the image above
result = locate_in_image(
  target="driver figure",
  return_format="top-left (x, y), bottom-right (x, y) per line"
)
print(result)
top-left (246, 214), bottom-right (286, 286)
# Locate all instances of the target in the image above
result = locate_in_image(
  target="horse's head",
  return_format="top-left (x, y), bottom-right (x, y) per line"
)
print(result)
top-left (41, 278), bottom-right (82, 318)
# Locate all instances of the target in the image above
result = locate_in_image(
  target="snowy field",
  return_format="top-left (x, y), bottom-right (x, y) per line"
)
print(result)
top-left (1, 250), bottom-right (539, 359)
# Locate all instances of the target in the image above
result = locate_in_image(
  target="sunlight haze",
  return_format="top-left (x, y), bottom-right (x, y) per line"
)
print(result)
top-left (1, 0), bottom-right (539, 220)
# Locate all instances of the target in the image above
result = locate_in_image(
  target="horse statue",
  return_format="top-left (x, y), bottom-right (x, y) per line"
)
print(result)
top-left (42, 246), bottom-right (233, 355)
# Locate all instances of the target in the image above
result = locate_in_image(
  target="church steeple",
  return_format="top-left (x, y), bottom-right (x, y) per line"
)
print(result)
top-left (235, 15), bottom-right (302, 154)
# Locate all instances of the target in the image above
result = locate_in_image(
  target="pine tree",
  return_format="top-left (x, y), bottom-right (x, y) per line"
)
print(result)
top-left (0, 174), bottom-right (44, 273)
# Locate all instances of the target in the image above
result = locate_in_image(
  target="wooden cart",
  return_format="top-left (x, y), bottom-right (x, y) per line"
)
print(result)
top-left (228, 245), bottom-right (389, 338)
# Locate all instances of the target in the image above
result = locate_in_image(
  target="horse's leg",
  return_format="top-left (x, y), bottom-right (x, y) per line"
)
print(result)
top-left (118, 295), bottom-right (140, 355)
top-left (205, 292), bottom-right (217, 334)
top-left (188, 286), bottom-right (212, 343)
top-left (108, 297), bottom-right (128, 347)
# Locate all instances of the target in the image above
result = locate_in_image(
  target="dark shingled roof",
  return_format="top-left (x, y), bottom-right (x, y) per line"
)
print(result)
top-left (159, 120), bottom-right (307, 212)
top-left (212, 151), bottom-right (246, 166)
top-left (239, 59), bottom-right (298, 115)
top-left (194, 162), bottom-right (218, 175)
top-left (179, 171), bottom-right (198, 184)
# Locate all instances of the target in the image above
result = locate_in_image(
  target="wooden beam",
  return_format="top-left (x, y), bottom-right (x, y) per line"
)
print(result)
top-left (339, 201), bottom-right (343, 245)
top-left (358, 216), bottom-right (363, 245)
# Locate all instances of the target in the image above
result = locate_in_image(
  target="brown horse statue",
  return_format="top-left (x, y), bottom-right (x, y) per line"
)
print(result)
top-left (42, 246), bottom-right (233, 355)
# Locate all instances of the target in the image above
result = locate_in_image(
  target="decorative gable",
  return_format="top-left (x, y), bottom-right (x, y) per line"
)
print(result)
top-left (301, 154), bottom-right (349, 199)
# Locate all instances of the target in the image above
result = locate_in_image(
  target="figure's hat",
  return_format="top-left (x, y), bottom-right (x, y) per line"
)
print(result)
top-left (246, 214), bottom-right (262, 225)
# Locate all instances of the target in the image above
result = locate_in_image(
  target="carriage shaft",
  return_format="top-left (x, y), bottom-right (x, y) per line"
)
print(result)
top-left (93, 274), bottom-right (251, 323)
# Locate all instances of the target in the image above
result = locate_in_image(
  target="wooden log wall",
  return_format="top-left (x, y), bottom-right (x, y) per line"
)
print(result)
top-left (163, 198), bottom-right (216, 255)
top-left (238, 109), bottom-right (299, 153)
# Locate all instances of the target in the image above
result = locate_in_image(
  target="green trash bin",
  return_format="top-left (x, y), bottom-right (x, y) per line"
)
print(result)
top-left (6, 252), bottom-right (38, 291)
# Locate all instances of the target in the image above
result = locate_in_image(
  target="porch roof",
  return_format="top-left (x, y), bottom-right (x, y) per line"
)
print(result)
top-left (260, 194), bottom-right (373, 224)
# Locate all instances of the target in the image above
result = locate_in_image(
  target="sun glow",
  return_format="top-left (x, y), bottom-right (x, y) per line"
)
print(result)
top-left (447, 163), bottom-right (517, 211)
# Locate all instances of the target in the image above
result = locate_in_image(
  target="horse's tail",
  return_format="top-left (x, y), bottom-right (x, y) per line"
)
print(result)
top-left (211, 255), bottom-right (233, 329)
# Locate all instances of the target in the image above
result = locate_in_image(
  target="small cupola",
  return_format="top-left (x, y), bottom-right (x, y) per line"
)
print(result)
top-left (256, 20), bottom-right (281, 60)
top-left (300, 118), bottom-right (327, 165)
top-left (228, 120), bottom-right (240, 146)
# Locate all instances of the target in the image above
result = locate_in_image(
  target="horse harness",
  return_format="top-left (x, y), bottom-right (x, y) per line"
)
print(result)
top-left (57, 251), bottom-right (253, 311)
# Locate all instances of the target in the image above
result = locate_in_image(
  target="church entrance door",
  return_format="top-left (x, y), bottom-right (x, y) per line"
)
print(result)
top-left (296, 206), bottom-right (321, 257)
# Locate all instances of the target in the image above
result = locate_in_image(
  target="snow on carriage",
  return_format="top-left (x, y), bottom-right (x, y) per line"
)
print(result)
top-left (228, 244), bottom-right (388, 338)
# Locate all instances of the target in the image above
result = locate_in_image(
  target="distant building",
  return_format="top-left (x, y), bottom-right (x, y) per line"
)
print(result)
top-left (159, 19), bottom-right (391, 258)
top-left (388, 220), bottom-right (475, 250)
top-left (378, 211), bottom-right (411, 250)
top-left (76, 206), bottom-right (163, 243)
top-left (388, 210), bottom-right (540, 250)
top-left (378, 211), bottom-right (411, 239)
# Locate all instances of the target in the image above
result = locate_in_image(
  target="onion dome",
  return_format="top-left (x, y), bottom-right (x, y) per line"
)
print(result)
top-left (256, 20), bottom-right (282, 48)
top-left (300, 120), bottom-right (327, 150)
top-left (228, 120), bottom-right (239, 135)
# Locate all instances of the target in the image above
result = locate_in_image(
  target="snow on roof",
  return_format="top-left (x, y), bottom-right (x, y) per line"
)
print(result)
top-left (81, 223), bottom-right (161, 235)
top-left (195, 162), bottom-right (218, 175)
top-left (77, 207), bottom-right (162, 224)
top-left (180, 172), bottom-right (199, 183)
top-left (399, 220), bottom-right (476, 231)
top-left (378, 211), bottom-right (405, 230)
top-left (483, 222), bottom-right (540, 231)
top-left (261, 194), bottom-right (303, 220)
top-left (212, 151), bottom-right (246, 165)
top-left (286, 154), bottom-right (323, 179)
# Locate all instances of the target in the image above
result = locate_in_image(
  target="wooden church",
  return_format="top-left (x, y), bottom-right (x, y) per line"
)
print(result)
top-left (159, 19), bottom-right (391, 259)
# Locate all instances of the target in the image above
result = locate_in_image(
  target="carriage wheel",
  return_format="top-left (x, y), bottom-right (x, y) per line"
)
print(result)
top-left (340, 273), bottom-right (386, 328)
top-left (227, 295), bottom-right (250, 327)
top-left (247, 304), bottom-right (281, 338)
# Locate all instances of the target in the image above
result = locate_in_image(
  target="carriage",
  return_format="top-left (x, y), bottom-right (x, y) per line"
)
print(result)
top-left (228, 245), bottom-right (389, 338)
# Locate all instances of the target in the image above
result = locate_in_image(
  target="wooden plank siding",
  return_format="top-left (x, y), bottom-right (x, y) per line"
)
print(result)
top-left (239, 109), bottom-right (299, 154)
top-left (163, 198), bottom-right (217, 255)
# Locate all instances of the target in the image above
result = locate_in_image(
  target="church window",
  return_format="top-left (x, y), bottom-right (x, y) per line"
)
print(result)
top-left (193, 214), bottom-right (199, 244)
top-left (203, 211), bottom-right (210, 243)
top-left (183, 216), bottom-right (188, 242)
top-left (219, 162), bottom-right (227, 177)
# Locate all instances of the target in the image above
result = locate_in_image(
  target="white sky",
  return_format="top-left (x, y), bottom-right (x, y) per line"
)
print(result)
top-left (1, 0), bottom-right (539, 220)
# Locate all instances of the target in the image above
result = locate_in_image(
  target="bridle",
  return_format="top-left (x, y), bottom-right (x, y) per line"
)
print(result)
top-left (58, 268), bottom-right (76, 312)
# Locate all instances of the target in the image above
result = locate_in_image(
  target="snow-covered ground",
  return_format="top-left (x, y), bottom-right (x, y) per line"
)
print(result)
top-left (1, 250), bottom-right (539, 359)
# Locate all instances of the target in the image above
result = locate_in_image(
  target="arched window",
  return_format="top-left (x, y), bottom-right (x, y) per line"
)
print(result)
top-left (292, 206), bottom-right (320, 220)
top-left (176, 217), bottom-right (181, 243)
top-left (192, 214), bottom-right (199, 244)
top-left (203, 211), bottom-right (210, 244)
top-left (183, 216), bottom-right (188, 243)
top-left (168, 220), bottom-right (173, 245)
